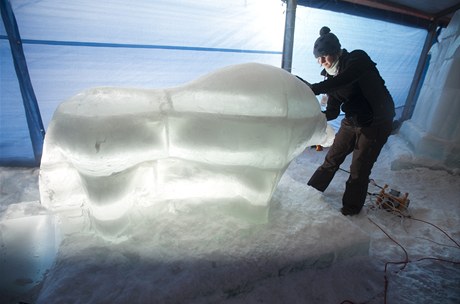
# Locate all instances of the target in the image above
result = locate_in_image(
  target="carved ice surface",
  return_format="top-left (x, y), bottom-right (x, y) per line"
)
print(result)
top-left (39, 63), bottom-right (327, 235)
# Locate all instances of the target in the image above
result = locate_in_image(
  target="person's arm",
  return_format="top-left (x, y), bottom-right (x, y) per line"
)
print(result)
top-left (295, 75), bottom-right (311, 88)
top-left (323, 95), bottom-right (341, 121)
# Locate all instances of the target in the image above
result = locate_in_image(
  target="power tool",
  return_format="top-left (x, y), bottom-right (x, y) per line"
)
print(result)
top-left (375, 184), bottom-right (410, 212)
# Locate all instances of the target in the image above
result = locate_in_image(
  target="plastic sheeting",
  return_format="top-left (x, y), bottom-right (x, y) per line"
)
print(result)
top-left (1, 0), bottom-right (427, 166)
top-left (399, 10), bottom-right (460, 168)
top-left (1, 0), bottom-right (285, 165)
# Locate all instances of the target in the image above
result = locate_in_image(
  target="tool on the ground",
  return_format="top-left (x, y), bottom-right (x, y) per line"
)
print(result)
top-left (374, 183), bottom-right (410, 212)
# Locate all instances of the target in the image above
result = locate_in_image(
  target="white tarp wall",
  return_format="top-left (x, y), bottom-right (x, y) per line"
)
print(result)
top-left (1, 0), bottom-right (428, 166)
top-left (1, 0), bottom-right (286, 165)
top-left (399, 10), bottom-right (460, 168)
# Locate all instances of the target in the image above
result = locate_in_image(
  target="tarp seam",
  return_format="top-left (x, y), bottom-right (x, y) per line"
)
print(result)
top-left (0, 35), bottom-right (282, 54)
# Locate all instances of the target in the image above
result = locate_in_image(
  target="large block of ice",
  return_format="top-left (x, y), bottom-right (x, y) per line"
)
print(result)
top-left (0, 202), bottom-right (59, 294)
top-left (39, 63), bottom-right (327, 234)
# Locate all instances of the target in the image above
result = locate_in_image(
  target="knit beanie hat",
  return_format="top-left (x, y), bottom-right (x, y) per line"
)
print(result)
top-left (313, 26), bottom-right (341, 58)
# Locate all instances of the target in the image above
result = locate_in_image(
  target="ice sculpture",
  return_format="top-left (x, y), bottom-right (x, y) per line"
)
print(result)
top-left (0, 202), bottom-right (59, 294)
top-left (39, 63), bottom-right (327, 235)
top-left (399, 10), bottom-right (460, 169)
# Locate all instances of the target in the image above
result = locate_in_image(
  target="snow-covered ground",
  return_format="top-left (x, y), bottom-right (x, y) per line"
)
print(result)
top-left (1, 134), bottom-right (459, 304)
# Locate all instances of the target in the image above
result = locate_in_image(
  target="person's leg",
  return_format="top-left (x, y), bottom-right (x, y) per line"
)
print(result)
top-left (308, 118), bottom-right (355, 192)
top-left (341, 121), bottom-right (393, 214)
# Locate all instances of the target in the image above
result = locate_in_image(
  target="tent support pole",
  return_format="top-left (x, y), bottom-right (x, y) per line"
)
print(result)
top-left (401, 21), bottom-right (439, 122)
top-left (281, 0), bottom-right (297, 72)
top-left (1, 0), bottom-right (45, 166)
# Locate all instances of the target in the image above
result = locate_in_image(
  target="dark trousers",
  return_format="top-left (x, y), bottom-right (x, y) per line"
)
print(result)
top-left (307, 117), bottom-right (393, 212)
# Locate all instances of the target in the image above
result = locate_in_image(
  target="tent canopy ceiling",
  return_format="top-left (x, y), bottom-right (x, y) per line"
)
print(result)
top-left (297, 0), bottom-right (460, 28)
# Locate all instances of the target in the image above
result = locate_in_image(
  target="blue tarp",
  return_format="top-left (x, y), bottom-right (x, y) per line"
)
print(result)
top-left (1, 0), bottom-right (427, 166)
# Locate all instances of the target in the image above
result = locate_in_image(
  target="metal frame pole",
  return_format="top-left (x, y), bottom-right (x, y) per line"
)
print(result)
top-left (1, 0), bottom-right (45, 165)
top-left (281, 0), bottom-right (297, 72)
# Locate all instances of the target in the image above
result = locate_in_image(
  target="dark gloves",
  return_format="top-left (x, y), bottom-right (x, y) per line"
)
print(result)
top-left (322, 109), bottom-right (341, 121)
top-left (295, 75), bottom-right (312, 88)
top-left (295, 75), bottom-right (321, 95)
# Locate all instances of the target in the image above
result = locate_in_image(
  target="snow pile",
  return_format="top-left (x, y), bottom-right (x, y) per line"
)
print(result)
top-left (39, 63), bottom-right (329, 238)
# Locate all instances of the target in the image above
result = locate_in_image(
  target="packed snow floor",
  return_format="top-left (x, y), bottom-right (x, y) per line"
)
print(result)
top-left (1, 135), bottom-right (459, 304)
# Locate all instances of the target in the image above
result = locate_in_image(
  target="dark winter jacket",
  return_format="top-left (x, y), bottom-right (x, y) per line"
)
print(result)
top-left (310, 49), bottom-right (395, 127)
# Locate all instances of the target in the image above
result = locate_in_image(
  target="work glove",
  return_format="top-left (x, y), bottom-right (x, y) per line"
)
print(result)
top-left (295, 75), bottom-right (312, 88)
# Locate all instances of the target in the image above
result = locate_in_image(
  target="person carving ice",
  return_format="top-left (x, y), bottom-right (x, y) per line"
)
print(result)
top-left (301, 26), bottom-right (395, 215)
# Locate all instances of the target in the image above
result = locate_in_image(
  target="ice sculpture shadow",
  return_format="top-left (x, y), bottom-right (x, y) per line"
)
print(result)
top-left (39, 63), bottom-right (327, 239)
